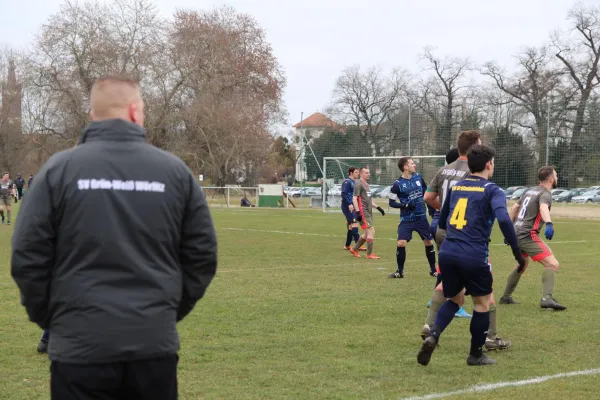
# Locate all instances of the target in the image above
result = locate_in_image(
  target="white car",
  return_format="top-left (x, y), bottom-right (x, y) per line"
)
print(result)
top-left (571, 190), bottom-right (600, 204)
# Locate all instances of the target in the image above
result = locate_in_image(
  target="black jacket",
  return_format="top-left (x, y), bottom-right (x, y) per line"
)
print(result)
top-left (14, 177), bottom-right (25, 189)
top-left (11, 119), bottom-right (218, 364)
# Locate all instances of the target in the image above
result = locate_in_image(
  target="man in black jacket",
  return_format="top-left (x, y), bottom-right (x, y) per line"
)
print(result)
top-left (11, 75), bottom-right (218, 400)
top-left (14, 173), bottom-right (25, 203)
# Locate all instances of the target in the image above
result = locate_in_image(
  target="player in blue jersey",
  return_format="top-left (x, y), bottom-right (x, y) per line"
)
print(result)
top-left (387, 157), bottom-right (436, 278)
top-left (417, 145), bottom-right (525, 366)
top-left (341, 167), bottom-right (364, 250)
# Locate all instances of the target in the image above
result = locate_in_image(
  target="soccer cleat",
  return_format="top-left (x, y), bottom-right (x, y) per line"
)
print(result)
top-left (366, 254), bottom-right (380, 260)
top-left (417, 336), bottom-right (437, 366)
top-left (540, 297), bottom-right (567, 311)
top-left (37, 340), bottom-right (48, 354)
top-left (466, 354), bottom-right (497, 366)
top-left (420, 324), bottom-right (430, 340)
top-left (348, 248), bottom-right (361, 258)
top-left (343, 246), bottom-right (351, 250)
top-left (7, 221), bottom-right (10, 226)
top-left (358, 245), bottom-right (367, 252)
top-left (485, 337), bottom-right (511, 351)
top-left (388, 271), bottom-right (404, 278)
top-left (499, 295), bottom-right (519, 304)
top-left (455, 307), bottom-right (472, 318)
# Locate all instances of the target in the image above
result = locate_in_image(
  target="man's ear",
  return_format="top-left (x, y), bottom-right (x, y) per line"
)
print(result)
top-left (128, 103), bottom-right (137, 123)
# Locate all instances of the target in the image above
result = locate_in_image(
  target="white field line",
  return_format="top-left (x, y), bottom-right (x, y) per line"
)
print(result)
top-left (221, 227), bottom-right (591, 246)
top-left (398, 368), bottom-right (600, 400)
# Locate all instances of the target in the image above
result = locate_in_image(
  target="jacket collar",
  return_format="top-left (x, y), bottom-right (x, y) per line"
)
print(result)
top-left (78, 119), bottom-right (146, 144)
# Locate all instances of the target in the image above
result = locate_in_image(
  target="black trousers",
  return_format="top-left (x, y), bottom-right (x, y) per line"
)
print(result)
top-left (15, 188), bottom-right (23, 201)
top-left (50, 355), bottom-right (178, 400)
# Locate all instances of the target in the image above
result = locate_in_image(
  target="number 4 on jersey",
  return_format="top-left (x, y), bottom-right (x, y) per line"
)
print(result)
top-left (450, 198), bottom-right (468, 229)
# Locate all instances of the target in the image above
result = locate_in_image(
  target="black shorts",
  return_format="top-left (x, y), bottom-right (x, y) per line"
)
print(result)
top-left (438, 252), bottom-right (493, 298)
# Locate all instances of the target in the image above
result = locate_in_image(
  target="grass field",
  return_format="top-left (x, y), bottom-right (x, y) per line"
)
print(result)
top-left (1, 204), bottom-right (600, 399)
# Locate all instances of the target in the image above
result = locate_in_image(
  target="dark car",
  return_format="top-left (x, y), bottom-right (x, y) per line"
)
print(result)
top-left (554, 188), bottom-right (587, 203)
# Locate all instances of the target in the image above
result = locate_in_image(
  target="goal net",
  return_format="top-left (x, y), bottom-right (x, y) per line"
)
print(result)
top-left (321, 155), bottom-right (446, 212)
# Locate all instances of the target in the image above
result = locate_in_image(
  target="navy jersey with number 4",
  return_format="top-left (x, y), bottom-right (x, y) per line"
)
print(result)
top-left (439, 176), bottom-right (508, 262)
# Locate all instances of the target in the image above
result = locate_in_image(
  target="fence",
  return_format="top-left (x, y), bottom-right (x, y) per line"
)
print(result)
top-left (201, 186), bottom-right (323, 209)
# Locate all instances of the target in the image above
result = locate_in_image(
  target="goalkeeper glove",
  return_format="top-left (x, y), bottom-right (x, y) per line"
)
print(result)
top-left (544, 222), bottom-right (554, 241)
top-left (376, 206), bottom-right (385, 216)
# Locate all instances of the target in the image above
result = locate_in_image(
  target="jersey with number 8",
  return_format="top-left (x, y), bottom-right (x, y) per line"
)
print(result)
top-left (440, 176), bottom-right (508, 262)
top-left (514, 186), bottom-right (552, 241)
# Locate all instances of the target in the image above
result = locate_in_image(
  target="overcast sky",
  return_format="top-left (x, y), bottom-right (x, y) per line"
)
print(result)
top-left (0, 0), bottom-right (591, 129)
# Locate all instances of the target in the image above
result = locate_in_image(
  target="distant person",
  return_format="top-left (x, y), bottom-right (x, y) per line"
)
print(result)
top-left (241, 195), bottom-right (254, 207)
top-left (0, 172), bottom-right (14, 224)
top-left (341, 167), bottom-right (362, 250)
top-left (28, 174), bottom-right (33, 188)
top-left (14, 173), bottom-right (25, 203)
top-left (11, 75), bottom-right (218, 400)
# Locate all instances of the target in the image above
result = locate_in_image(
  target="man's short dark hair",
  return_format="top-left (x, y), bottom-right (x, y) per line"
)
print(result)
top-left (538, 166), bottom-right (555, 182)
top-left (457, 130), bottom-right (481, 156)
top-left (446, 148), bottom-right (460, 164)
top-left (348, 167), bottom-right (358, 175)
top-left (467, 145), bottom-right (496, 173)
top-left (398, 157), bottom-right (412, 172)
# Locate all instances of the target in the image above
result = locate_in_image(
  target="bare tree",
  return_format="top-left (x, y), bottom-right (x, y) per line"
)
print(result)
top-left (328, 65), bottom-right (409, 156)
top-left (416, 47), bottom-right (473, 155)
top-left (482, 46), bottom-right (565, 165)
top-left (553, 1), bottom-right (600, 182)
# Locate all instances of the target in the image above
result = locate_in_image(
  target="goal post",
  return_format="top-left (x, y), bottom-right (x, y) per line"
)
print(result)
top-left (322, 155), bottom-right (446, 212)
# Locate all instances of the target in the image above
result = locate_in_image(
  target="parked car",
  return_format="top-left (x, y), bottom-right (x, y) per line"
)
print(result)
top-left (375, 185), bottom-right (392, 198)
top-left (504, 186), bottom-right (526, 197)
top-left (550, 189), bottom-right (568, 201)
top-left (510, 187), bottom-right (529, 200)
top-left (571, 189), bottom-right (600, 204)
top-left (554, 188), bottom-right (587, 203)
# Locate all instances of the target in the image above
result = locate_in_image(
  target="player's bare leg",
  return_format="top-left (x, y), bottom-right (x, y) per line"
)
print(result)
top-left (538, 255), bottom-right (566, 310)
top-left (6, 204), bottom-right (11, 225)
top-left (422, 286), bottom-right (470, 339)
top-left (500, 257), bottom-right (530, 304)
top-left (0, 204), bottom-right (4, 223)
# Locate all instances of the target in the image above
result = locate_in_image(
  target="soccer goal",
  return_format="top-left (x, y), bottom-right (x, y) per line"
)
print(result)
top-left (321, 155), bottom-right (446, 212)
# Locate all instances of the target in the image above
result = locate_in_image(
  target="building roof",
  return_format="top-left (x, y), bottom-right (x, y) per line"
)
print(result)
top-left (293, 112), bottom-right (338, 129)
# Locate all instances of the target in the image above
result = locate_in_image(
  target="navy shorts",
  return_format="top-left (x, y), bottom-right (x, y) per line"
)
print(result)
top-left (438, 252), bottom-right (493, 298)
top-left (397, 218), bottom-right (433, 242)
top-left (342, 206), bottom-right (357, 224)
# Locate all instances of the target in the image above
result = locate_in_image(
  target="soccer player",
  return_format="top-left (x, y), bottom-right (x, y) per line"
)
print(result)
top-left (341, 167), bottom-right (362, 250)
top-left (499, 166), bottom-right (566, 310)
top-left (417, 145), bottom-right (525, 366)
top-left (0, 172), bottom-right (14, 225)
top-left (348, 166), bottom-right (385, 259)
top-left (387, 157), bottom-right (436, 278)
top-left (426, 147), bottom-right (472, 319)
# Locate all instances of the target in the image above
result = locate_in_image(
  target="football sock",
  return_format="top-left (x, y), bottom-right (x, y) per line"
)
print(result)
top-left (7, 209), bottom-right (11, 222)
top-left (352, 227), bottom-right (360, 243)
top-left (425, 289), bottom-right (445, 326)
top-left (435, 270), bottom-right (442, 287)
top-left (425, 245), bottom-right (436, 274)
top-left (345, 230), bottom-right (353, 247)
top-left (41, 330), bottom-right (50, 342)
top-left (503, 269), bottom-right (522, 297)
top-left (487, 303), bottom-right (497, 339)
top-left (352, 237), bottom-right (366, 252)
top-left (396, 246), bottom-right (406, 274)
top-left (430, 300), bottom-right (460, 341)
top-left (470, 311), bottom-right (490, 358)
top-left (0, 209), bottom-right (4, 219)
top-left (366, 239), bottom-right (374, 256)
top-left (542, 267), bottom-right (557, 298)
